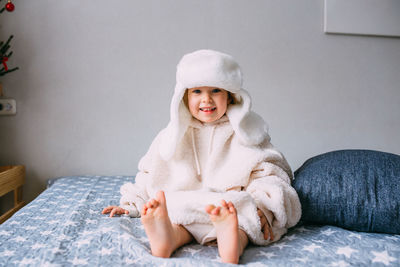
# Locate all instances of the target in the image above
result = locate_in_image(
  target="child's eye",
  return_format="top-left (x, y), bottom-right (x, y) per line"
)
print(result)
top-left (192, 89), bottom-right (201, 94)
top-left (212, 88), bottom-right (221, 93)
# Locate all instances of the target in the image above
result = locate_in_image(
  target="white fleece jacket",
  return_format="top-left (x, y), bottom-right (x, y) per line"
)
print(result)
top-left (120, 116), bottom-right (301, 245)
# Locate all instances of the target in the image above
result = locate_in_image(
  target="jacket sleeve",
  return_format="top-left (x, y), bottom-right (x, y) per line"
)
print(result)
top-left (119, 171), bottom-right (149, 218)
top-left (245, 143), bottom-right (301, 239)
top-left (119, 132), bottom-right (163, 217)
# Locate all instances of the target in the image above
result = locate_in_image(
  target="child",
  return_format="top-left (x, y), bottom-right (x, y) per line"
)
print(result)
top-left (102, 49), bottom-right (301, 264)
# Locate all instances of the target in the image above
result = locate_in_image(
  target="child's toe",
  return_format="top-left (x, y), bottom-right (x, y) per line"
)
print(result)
top-left (220, 199), bottom-right (228, 207)
top-left (211, 206), bottom-right (221, 215)
top-left (156, 191), bottom-right (166, 205)
top-left (205, 204), bottom-right (216, 214)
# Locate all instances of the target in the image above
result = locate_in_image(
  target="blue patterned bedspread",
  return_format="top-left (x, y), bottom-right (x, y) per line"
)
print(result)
top-left (0, 176), bottom-right (399, 266)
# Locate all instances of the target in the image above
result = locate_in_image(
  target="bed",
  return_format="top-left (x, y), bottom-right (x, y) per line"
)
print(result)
top-left (0, 150), bottom-right (399, 266)
top-left (0, 151), bottom-right (400, 266)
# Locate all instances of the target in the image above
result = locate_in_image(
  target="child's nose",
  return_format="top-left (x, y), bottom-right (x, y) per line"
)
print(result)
top-left (202, 93), bottom-right (213, 103)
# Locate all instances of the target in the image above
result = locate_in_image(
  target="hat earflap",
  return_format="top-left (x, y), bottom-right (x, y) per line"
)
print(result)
top-left (226, 89), bottom-right (270, 146)
top-left (160, 83), bottom-right (192, 160)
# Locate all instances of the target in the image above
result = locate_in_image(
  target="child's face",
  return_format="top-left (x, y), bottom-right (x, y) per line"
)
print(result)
top-left (186, 86), bottom-right (229, 123)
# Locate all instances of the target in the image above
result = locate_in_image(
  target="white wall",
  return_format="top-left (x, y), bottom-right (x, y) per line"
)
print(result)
top-left (1, 0), bottom-right (400, 206)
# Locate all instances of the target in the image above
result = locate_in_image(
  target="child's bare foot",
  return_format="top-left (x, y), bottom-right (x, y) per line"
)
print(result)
top-left (205, 200), bottom-right (248, 264)
top-left (141, 191), bottom-right (174, 257)
top-left (141, 191), bottom-right (192, 258)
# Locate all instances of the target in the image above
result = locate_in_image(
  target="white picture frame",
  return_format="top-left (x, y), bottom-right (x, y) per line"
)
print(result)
top-left (324, 0), bottom-right (400, 38)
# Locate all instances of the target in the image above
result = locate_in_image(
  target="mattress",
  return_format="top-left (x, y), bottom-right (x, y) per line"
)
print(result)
top-left (0, 176), bottom-right (399, 266)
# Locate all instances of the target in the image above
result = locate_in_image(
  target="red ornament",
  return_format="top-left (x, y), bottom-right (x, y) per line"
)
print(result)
top-left (2, 57), bottom-right (9, 71)
top-left (5, 1), bottom-right (15, 12)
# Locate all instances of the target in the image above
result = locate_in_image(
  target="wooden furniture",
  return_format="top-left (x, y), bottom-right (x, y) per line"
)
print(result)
top-left (0, 165), bottom-right (25, 224)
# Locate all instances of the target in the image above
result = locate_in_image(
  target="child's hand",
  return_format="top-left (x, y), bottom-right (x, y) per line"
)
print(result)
top-left (102, 206), bottom-right (129, 217)
top-left (257, 208), bottom-right (274, 241)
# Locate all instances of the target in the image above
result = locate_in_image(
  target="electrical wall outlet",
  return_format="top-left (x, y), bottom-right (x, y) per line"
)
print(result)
top-left (0, 98), bottom-right (17, 115)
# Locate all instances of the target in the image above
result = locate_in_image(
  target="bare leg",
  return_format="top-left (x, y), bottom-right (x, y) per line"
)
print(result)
top-left (141, 191), bottom-right (193, 258)
top-left (205, 200), bottom-right (249, 264)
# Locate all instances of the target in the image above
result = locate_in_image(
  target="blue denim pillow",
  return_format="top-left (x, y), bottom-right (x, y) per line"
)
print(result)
top-left (293, 150), bottom-right (400, 234)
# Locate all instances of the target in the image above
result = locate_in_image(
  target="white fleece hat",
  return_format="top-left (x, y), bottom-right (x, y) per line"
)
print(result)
top-left (160, 49), bottom-right (269, 160)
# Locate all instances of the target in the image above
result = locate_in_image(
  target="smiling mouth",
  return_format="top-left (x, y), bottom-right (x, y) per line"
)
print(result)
top-left (200, 107), bottom-right (216, 112)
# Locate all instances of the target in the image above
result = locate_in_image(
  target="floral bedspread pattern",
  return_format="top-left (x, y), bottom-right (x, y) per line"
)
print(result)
top-left (0, 176), bottom-right (399, 266)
